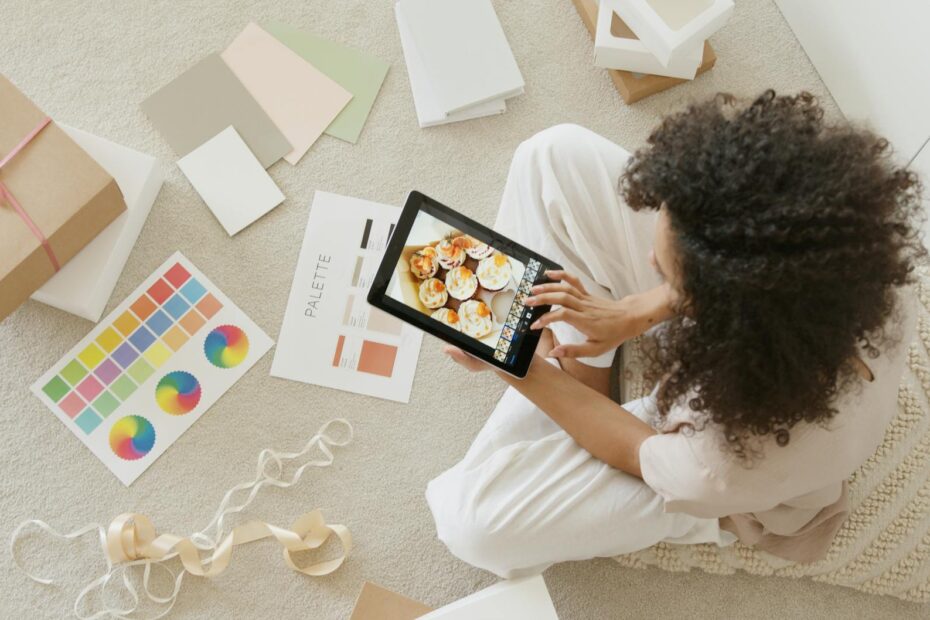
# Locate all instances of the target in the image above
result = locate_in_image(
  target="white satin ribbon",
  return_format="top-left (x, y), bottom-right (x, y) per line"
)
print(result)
top-left (9, 418), bottom-right (354, 619)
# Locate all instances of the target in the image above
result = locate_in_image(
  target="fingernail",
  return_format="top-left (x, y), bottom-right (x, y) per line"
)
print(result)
top-left (525, 297), bottom-right (537, 306)
top-left (550, 348), bottom-right (562, 357)
top-left (530, 321), bottom-right (541, 330)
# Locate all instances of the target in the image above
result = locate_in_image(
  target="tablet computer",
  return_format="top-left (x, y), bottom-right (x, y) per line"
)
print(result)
top-left (367, 191), bottom-right (562, 378)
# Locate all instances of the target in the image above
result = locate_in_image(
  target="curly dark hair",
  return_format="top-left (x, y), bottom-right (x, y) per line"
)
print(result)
top-left (620, 90), bottom-right (924, 458)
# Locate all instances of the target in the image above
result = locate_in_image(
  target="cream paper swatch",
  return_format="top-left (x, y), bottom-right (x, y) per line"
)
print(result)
top-left (222, 22), bottom-right (353, 165)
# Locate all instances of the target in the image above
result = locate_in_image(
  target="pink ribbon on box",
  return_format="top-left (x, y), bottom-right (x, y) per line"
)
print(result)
top-left (0, 116), bottom-right (59, 271)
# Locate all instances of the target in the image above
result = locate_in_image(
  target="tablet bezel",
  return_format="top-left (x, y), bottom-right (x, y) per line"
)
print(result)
top-left (367, 191), bottom-right (561, 378)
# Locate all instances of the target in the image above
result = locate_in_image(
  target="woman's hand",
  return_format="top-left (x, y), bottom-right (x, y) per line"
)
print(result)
top-left (443, 345), bottom-right (492, 372)
top-left (526, 271), bottom-right (677, 359)
top-left (443, 327), bottom-right (558, 373)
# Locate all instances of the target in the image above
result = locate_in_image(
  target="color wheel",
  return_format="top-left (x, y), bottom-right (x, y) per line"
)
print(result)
top-left (155, 371), bottom-right (201, 415)
top-left (109, 415), bottom-right (156, 461)
top-left (204, 325), bottom-right (249, 368)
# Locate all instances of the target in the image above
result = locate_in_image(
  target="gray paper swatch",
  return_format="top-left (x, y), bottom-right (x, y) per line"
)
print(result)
top-left (140, 53), bottom-right (291, 168)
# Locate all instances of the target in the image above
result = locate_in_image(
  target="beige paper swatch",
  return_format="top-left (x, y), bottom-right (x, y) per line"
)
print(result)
top-left (140, 53), bottom-right (291, 168)
top-left (222, 23), bottom-right (353, 165)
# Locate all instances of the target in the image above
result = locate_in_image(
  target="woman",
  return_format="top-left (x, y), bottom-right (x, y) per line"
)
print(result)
top-left (425, 91), bottom-right (924, 578)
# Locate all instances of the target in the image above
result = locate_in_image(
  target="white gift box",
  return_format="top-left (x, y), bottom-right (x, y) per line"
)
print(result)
top-left (594, 0), bottom-right (703, 79)
top-left (613, 0), bottom-right (734, 66)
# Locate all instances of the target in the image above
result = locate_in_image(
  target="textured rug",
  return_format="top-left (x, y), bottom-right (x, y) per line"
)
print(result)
top-left (1, 0), bottom-right (928, 618)
top-left (617, 267), bottom-right (930, 603)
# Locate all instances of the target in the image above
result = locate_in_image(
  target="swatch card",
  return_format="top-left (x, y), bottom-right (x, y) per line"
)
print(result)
top-left (178, 126), bottom-right (285, 236)
top-left (222, 23), bottom-right (353, 165)
top-left (141, 53), bottom-right (291, 168)
top-left (265, 22), bottom-right (390, 144)
top-left (31, 252), bottom-right (274, 485)
top-left (271, 192), bottom-right (422, 403)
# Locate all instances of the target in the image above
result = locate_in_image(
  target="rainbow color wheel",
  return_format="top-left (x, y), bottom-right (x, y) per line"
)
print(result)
top-left (155, 371), bottom-right (201, 415)
top-left (204, 325), bottom-right (249, 368)
top-left (109, 415), bottom-right (156, 461)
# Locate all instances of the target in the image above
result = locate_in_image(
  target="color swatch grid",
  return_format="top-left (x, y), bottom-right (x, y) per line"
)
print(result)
top-left (40, 261), bottom-right (221, 435)
top-left (32, 252), bottom-right (274, 485)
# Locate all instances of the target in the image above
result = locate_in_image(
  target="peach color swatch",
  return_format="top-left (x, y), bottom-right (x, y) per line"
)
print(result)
top-left (221, 23), bottom-right (352, 165)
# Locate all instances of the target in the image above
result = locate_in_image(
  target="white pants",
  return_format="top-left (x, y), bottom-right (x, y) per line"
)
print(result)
top-left (425, 125), bottom-right (734, 579)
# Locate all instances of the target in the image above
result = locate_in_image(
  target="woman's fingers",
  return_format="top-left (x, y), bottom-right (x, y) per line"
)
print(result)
top-left (525, 292), bottom-right (583, 310)
top-left (530, 307), bottom-right (581, 330)
top-left (443, 345), bottom-right (488, 372)
top-left (530, 281), bottom-right (582, 298)
top-left (545, 270), bottom-right (589, 296)
top-left (549, 342), bottom-right (604, 359)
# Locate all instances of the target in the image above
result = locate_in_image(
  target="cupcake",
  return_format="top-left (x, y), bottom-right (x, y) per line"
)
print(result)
top-left (477, 252), bottom-right (513, 291)
top-left (431, 308), bottom-right (461, 331)
top-left (459, 300), bottom-right (493, 339)
top-left (410, 247), bottom-right (438, 279)
top-left (445, 266), bottom-right (478, 300)
top-left (418, 278), bottom-right (448, 309)
top-left (436, 239), bottom-right (466, 270)
top-left (461, 235), bottom-right (494, 260)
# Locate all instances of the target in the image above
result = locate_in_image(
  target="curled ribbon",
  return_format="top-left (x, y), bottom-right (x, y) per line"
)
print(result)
top-left (0, 116), bottom-right (60, 271)
top-left (10, 418), bottom-right (354, 619)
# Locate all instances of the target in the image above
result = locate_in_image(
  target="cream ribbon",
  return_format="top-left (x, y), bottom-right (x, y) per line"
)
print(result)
top-left (10, 418), bottom-right (354, 619)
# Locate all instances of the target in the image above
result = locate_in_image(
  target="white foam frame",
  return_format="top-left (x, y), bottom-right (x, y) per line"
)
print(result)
top-left (594, 0), bottom-right (703, 79)
top-left (613, 0), bottom-right (733, 67)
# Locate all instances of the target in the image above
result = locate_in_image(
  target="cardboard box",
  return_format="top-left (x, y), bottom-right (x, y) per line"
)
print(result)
top-left (0, 75), bottom-right (126, 321)
top-left (349, 582), bottom-right (433, 620)
top-left (30, 125), bottom-right (163, 321)
top-left (613, 0), bottom-right (733, 66)
top-left (573, 0), bottom-right (716, 104)
top-left (595, 0), bottom-right (703, 79)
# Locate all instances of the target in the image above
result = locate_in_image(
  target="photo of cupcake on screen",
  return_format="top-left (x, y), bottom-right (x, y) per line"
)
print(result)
top-left (386, 209), bottom-right (527, 350)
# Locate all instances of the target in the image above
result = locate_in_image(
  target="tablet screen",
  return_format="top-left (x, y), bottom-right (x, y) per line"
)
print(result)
top-left (368, 192), bottom-right (560, 377)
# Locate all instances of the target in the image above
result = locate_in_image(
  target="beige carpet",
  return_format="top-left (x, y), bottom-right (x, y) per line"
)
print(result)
top-left (1, 0), bottom-right (927, 617)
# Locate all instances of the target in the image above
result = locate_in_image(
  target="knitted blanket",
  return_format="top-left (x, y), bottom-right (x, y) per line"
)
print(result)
top-left (615, 268), bottom-right (930, 603)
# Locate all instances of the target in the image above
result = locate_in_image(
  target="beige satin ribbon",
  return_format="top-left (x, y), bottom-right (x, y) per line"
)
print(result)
top-left (10, 418), bottom-right (354, 620)
top-left (104, 509), bottom-right (351, 578)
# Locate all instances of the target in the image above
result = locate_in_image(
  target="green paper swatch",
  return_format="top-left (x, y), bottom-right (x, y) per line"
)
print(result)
top-left (265, 22), bottom-right (390, 144)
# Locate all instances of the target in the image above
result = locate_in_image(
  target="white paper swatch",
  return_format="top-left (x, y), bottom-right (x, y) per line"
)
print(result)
top-left (419, 576), bottom-right (559, 620)
top-left (178, 126), bottom-right (285, 236)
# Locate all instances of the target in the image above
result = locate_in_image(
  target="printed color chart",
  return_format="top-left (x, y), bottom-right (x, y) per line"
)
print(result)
top-left (31, 252), bottom-right (273, 485)
top-left (271, 191), bottom-right (422, 402)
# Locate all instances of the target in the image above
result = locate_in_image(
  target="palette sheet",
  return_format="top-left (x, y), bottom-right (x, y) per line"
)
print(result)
top-left (31, 252), bottom-right (274, 485)
top-left (271, 191), bottom-right (422, 403)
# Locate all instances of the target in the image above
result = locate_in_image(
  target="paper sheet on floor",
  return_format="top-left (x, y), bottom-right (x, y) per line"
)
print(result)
top-left (221, 22), bottom-right (353, 164)
top-left (271, 191), bottom-right (422, 403)
top-left (31, 252), bottom-right (274, 485)
top-left (140, 53), bottom-right (290, 168)
top-left (419, 576), bottom-right (559, 620)
top-left (177, 126), bottom-right (284, 236)
top-left (265, 22), bottom-right (390, 144)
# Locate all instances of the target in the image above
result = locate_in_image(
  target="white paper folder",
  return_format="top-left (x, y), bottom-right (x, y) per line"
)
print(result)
top-left (396, 0), bottom-right (524, 115)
